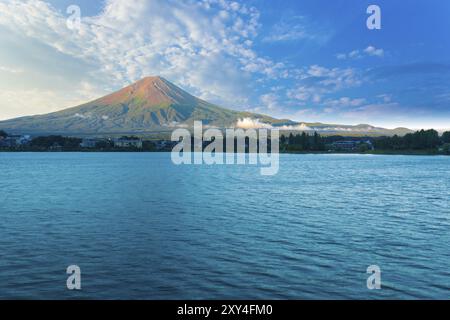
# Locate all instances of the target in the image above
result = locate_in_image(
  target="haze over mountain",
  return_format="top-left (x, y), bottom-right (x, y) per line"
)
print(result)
top-left (0, 76), bottom-right (412, 136)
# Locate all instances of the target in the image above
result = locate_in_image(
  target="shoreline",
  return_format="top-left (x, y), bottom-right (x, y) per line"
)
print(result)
top-left (1, 149), bottom-right (448, 156)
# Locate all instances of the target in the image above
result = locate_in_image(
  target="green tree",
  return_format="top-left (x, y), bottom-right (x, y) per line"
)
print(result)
top-left (442, 143), bottom-right (450, 155)
top-left (374, 130), bottom-right (440, 150)
top-left (312, 131), bottom-right (325, 151)
top-left (31, 136), bottom-right (81, 150)
top-left (288, 133), bottom-right (295, 145)
top-left (357, 143), bottom-right (370, 153)
top-left (300, 132), bottom-right (309, 150)
top-left (442, 131), bottom-right (450, 144)
top-left (143, 141), bottom-right (156, 151)
top-left (96, 140), bottom-right (113, 149)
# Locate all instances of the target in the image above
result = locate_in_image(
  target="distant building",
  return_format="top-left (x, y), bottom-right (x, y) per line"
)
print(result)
top-left (331, 141), bottom-right (359, 151)
top-left (156, 140), bottom-right (169, 149)
top-left (49, 143), bottom-right (63, 151)
top-left (0, 135), bottom-right (31, 147)
top-left (0, 137), bottom-right (12, 147)
top-left (331, 140), bottom-right (374, 151)
top-left (80, 138), bottom-right (104, 148)
top-left (155, 140), bottom-right (177, 151)
top-left (155, 140), bottom-right (174, 149)
top-left (14, 135), bottom-right (31, 145)
top-left (114, 137), bottom-right (143, 149)
top-left (364, 140), bottom-right (375, 150)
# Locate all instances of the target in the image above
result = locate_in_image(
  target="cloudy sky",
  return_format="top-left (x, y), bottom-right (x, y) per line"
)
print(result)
top-left (0, 0), bottom-right (449, 129)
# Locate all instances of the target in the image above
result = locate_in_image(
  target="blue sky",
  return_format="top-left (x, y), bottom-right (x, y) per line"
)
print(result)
top-left (0, 0), bottom-right (449, 129)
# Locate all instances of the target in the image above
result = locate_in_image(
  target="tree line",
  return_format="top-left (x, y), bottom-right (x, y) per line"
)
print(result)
top-left (280, 132), bottom-right (326, 151)
top-left (280, 129), bottom-right (450, 153)
top-left (373, 129), bottom-right (450, 151)
top-left (2, 129), bottom-right (450, 153)
top-left (30, 135), bottom-right (82, 150)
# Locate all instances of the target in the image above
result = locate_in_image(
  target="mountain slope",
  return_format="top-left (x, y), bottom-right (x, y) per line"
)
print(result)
top-left (0, 76), bottom-right (412, 136)
top-left (0, 76), bottom-right (266, 135)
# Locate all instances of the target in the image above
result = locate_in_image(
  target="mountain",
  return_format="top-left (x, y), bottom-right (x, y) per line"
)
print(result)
top-left (0, 76), bottom-right (412, 136)
top-left (295, 123), bottom-right (413, 136)
top-left (0, 76), bottom-right (284, 136)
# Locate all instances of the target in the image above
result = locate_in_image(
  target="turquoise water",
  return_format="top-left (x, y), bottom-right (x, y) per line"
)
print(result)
top-left (0, 152), bottom-right (449, 299)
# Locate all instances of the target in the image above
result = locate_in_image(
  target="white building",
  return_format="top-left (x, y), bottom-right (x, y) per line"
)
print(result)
top-left (114, 137), bottom-right (143, 149)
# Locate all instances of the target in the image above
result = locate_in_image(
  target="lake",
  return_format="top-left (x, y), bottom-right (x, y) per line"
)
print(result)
top-left (0, 152), bottom-right (449, 299)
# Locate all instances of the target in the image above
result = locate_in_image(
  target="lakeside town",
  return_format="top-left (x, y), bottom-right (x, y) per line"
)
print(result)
top-left (1, 129), bottom-right (450, 154)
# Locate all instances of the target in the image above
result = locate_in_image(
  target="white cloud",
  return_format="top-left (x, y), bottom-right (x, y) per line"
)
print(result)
top-left (235, 117), bottom-right (272, 129)
top-left (377, 94), bottom-right (392, 103)
top-left (263, 15), bottom-right (330, 44)
top-left (235, 118), bottom-right (313, 131)
top-left (0, 1), bottom-right (398, 127)
top-left (0, 0), bottom-right (288, 117)
top-left (342, 102), bottom-right (402, 121)
top-left (263, 20), bottom-right (307, 42)
top-left (287, 66), bottom-right (363, 104)
top-left (0, 87), bottom-right (101, 120)
top-left (0, 65), bottom-right (23, 74)
top-left (260, 93), bottom-right (279, 111)
top-left (277, 123), bottom-right (313, 131)
top-left (324, 97), bottom-right (366, 109)
top-left (364, 46), bottom-right (384, 57)
top-left (348, 50), bottom-right (361, 59)
top-left (336, 45), bottom-right (384, 60)
top-left (287, 86), bottom-right (312, 101)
